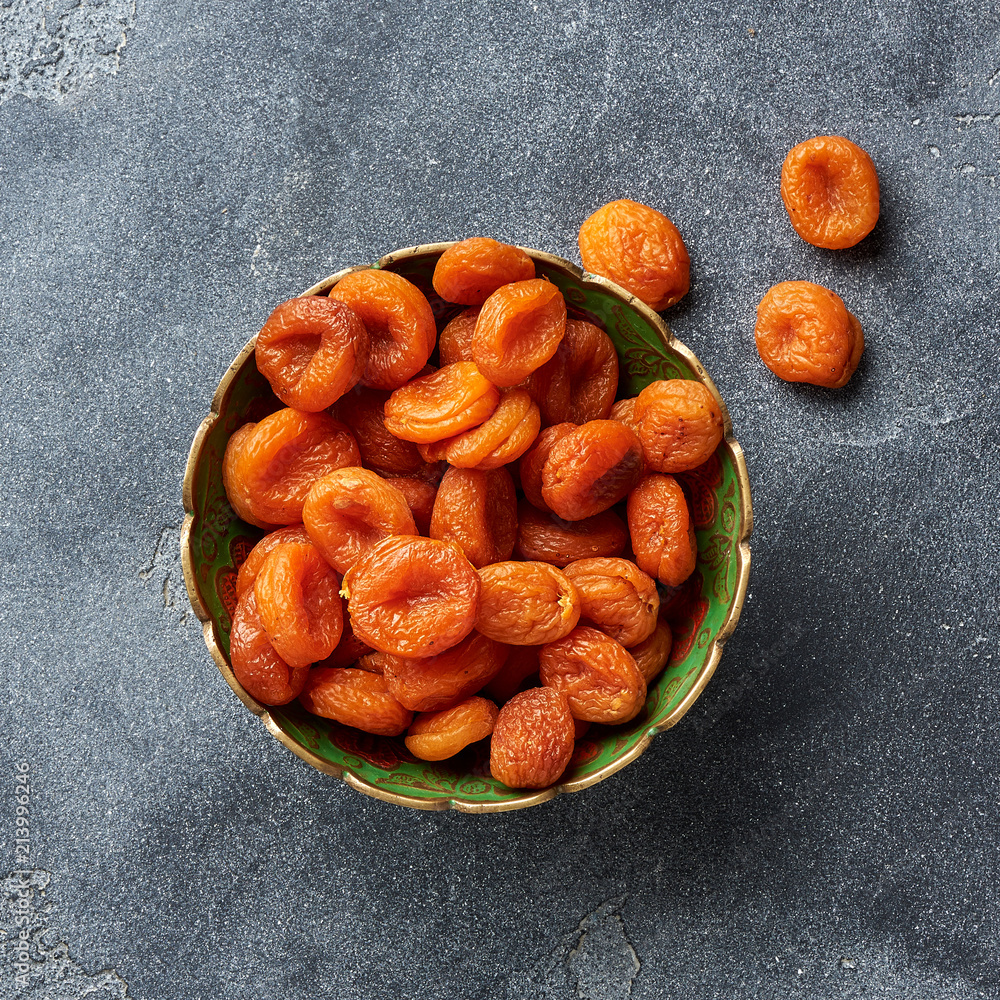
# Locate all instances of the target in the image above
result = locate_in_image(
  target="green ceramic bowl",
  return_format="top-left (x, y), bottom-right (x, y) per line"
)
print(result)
top-left (181, 243), bottom-right (753, 813)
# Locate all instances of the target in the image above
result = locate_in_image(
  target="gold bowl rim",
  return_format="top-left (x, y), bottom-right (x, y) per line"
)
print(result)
top-left (180, 242), bottom-right (754, 813)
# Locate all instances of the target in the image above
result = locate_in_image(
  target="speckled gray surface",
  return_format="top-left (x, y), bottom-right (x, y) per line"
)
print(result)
top-left (2, 1), bottom-right (999, 997)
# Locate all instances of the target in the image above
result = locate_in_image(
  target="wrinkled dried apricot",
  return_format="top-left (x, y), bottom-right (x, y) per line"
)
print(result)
top-left (476, 561), bottom-right (581, 646)
top-left (781, 135), bottom-right (879, 250)
top-left (437, 307), bottom-right (479, 366)
top-left (386, 475), bottom-right (437, 534)
top-left (516, 500), bottom-right (627, 566)
top-left (383, 362), bottom-right (500, 443)
top-left (609, 396), bottom-right (640, 435)
top-left (381, 632), bottom-right (508, 712)
top-left (541, 419), bottom-right (643, 520)
top-left (236, 524), bottom-right (310, 598)
top-left (539, 626), bottom-right (646, 724)
top-left (490, 687), bottom-right (575, 789)
top-left (518, 422), bottom-right (577, 511)
top-left (303, 467), bottom-right (416, 574)
top-left (405, 696), bottom-right (500, 761)
top-left (316, 615), bottom-right (373, 669)
top-left (328, 270), bottom-right (436, 390)
top-left (755, 281), bottom-right (865, 388)
top-left (299, 666), bottom-right (413, 736)
top-left (253, 541), bottom-right (343, 668)
top-left (343, 535), bottom-right (480, 657)
top-left (630, 617), bottom-right (673, 684)
top-left (472, 279), bottom-right (567, 387)
top-left (522, 320), bottom-right (619, 424)
top-left (432, 388), bottom-right (541, 470)
top-left (229, 589), bottom-right (309, 705)
top-left (223, 409), bottom-right (361, 528)
top-left (627, 474), bottom-right (697, 587)
top-left (483, 645), bottom-right (541, 704)
top-left (634, 380), bottom-right (724, 473)
top-left (432, 238), bottom-right (536, 305)
top-left (333, 386), bottom-right (430, 477)
top-left (578, 199), bottom-right (690, 310)
top-left (255, 296), bottom-right (368, 411)
top-left (428, 466), bottom-right (517, 569)
top-left (562, 557), bottom-right (659, 648)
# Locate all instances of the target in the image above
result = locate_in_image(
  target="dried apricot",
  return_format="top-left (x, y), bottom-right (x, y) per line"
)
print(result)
top-left (316, 615), bottom-right (373, 669)
top-left (229, 589), bottom-right (309, 705)
top-left (630, 617), bottom-right (673, 684)
top-left (754, 280), bottom-right (865, 388)
top-left (539, 626), bottom-right (646, 724)
top-left (432, 238), bottom-right (536, 305)
top-left (627, 473), bottom-right (697, 587)
top-left (223, 409), bottom-right (361, 528)
top-left (253, 541), bottom-right (343, 668)
top-left (303, 467), bottom-right (416, 574)
top-left (562, 557), bottom-right (659, 648)
top-left (515, 500), bottom-right (627, 567)
top-left (235, 524), bottom-right (310, 598)
top-left (476, 561), bottom-right (581, 646)
top-left (432, 388), bottom-right (541, 470)
top-left (472, 279), bottom-right (567, 387)
top-left (343, 535), bottom-right (480, 657)
top-left (299, 666), bottom-right (413, 736)
top-left (327, 269), bottom-right (435, 390)
top-left (383, 362), bottom-right (500, 443)
top-left (490, 687), bottom-right (575, 789)
top-left (634, 379), bottom-right (724, 474)
top-left (429, 466), bottom-right (517, 569)
top-left (541, 419), bottom-right (643, 520)
top-left (405, 696), bottom-right (500, 761)
top-left (255, 296), bottom-right (368, 411)
top-left (483, 645), bottom-right (541, 704)
top-left (333, 386), bottom-right (430, 477)
top-left (781, 135), bottom-right (879, 250)
top-left (522, 319), bottom-right (619, 424)
top-left (437, 307), bottom-right (479, 366)
top-left (578, 199), bottom-right (690, 310)
top-left (386, 475), bottom-right (437, 534)
top-left (381, 632), bottom-right (508, 712)
top-left (518, 422), bottom-right (576, 511)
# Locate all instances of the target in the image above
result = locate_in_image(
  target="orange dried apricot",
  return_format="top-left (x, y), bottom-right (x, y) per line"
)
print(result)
top-left (255, 296), bottom-right (368, 411)
top-left (476, 561), bottom-right (581, 646)
top-left (299, 666), bottom-right (413, 736)
top-left (316, 615), bottom-right (373, 669)
top-left (437, 307), bottom-right (479, 365)
top-left (609, 396), bottom-right (639, 434)
top-left (253, 541), bottom-right (343, 668)
top-left (333, 386), bottom-right (430, 477)
top-left (518, 422), bottom-right (577, 511)
top-left (385, 475), bottom-right (437, 535)
top-left (383, 362), bottom-right (500, 443)
top-left (381, 631), bottom-right (508, 712)
top-left (303, 467), bottom-right (416, 574)
top-left (541, 419), bottom-right (643, 520)
top-left (229, 589), bottom-right (309, 705)
top-left (781, 135), bottom-right (879, 250)
top-left (343, 535), bottom-right (480, 657)
top-left (327, 270), bottom-right (436, 390)
top-left (754, 280), bottom-right (865, 388)
top-left (634, 380), bottom-right (724, 473)
top-left (522, 319), bottom-right (619, 424)
top-left (236, 524), bottom-right (310, 598)
top-left (432, 388), bottom-right (541, 470)
top-left (516, 500), bottom-right (627, 566)
top-left (562, 557), bottom-right (659, 648)
top-left (405, 697), bottom-right (500, 761)
top-left (630, 617), bottom-right (673, 684)
top-left (539, 625), bottom-right (646, 724)
top-left (429, 466), bottom-right (517, 569)
top-left (483, 645), bottom-right (541, 704)
top-left (472, 279), bottom-right (567, 387)
top-left (578, 199), bottom-right (690, 310)
top-left (490, 687), bottom-right (575, 789)
top-left (432, 238), bottom-right (536, 305)
top-left (627, 473), bottom-right (697, 587)
top-left (223, 409), bottom-right (361, 528)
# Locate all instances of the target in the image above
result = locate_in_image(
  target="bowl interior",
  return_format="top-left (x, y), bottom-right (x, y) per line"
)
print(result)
top-left (182, 246), bottom-right (751, 812)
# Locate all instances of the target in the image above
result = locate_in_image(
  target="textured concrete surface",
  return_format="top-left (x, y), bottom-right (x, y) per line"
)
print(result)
top-left (2, 1), bottom-right (999, 997)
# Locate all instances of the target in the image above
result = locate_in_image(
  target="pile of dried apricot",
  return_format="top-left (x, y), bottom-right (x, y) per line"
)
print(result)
top-left (221, 235), bottom-right (725, 791)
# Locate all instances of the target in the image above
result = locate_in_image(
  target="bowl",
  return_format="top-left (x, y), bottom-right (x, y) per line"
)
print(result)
top-left (181, 243), bottom-right (753, 813)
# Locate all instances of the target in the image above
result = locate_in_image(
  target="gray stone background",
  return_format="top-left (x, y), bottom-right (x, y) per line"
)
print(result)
top-left (2, 0), bottom-right (998, 997)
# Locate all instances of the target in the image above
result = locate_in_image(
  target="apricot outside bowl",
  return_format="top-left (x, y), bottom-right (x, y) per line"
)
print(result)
top-left (181, 243), bottom-right (753, 813)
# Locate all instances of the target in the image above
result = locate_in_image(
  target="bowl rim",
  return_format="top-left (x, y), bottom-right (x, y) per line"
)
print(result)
top-left (180, 242), bottom-right (754, 813)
